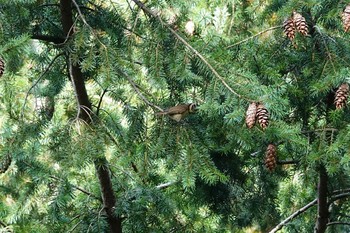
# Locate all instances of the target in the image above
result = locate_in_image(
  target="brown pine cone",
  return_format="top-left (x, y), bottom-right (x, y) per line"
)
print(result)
top-left (256, 103), bottom-right (269, 130)
top-left (335, 83), bottom-right (349, 109)
top-left (265, 144), bottom-right (277, 171)
top-left (245, 102), bottom-right (257, 129)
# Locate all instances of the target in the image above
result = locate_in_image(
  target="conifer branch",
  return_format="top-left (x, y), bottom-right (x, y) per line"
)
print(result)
top-left (226, 26), bottom-right (282, 48)
top-left (131, 0), bottom-right (254, 101)
top-left (21, 52), bottom-right (64, 119)
top-left (270, 190), bottom-right (350, 233)
top-left (269, 199), bottom-right (317, 233)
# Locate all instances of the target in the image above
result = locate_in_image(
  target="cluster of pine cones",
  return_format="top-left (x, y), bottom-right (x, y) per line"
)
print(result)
top-left (283, 11), bottom-right (308, 40)
top-left (283, 5), bottom-right (350, 40)
top-left (245, 102), bottom-right (276, 171)
top-left (245, 102), bottom-right (269, 130)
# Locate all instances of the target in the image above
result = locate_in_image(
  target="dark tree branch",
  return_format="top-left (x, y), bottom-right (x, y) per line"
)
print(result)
top-left (96, 88), bottom-right (108, 116)
top-left (95, 158), bottom-right (122, 233)
top-left (59, 1), bottom-right (122, 232)
top-left (327, 221), bottom-right (350, 227)
top-left (269, 199), bottom-right (318, 233)
top-left (60, 0), bottom-right (92, 122)
top-left (328, 192), bottom-right (350, 205)
top-left (314, 165), bottom-right (329, 233)
top-left (31, 34), bottom-right (65, 44)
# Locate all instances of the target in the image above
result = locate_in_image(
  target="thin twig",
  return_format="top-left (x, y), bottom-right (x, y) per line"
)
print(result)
top-left (131, 0), bottom-right (254, 101)
top-left (277, 160), bottom-right (299, 165)
top-left (68, 219), bottom-right (84, 233)
top-left (21, 53), bottom-right (64, 120)
top-left (269, 199), bottom-right (317, 233)
top-left (120, 69), bottom-right (163, 111)
top-left (50, 176), bottom-right (102, 202)
top-left (96, 88), bottom-right (108, 116)
top-left (332, 188), bottom-right (350, 195)
top-left (72, 0), bottom-right (90, 27)
top-left (226, 25), bottom-right (282, 48)
top-left (156, 181), bottom-right (178, 190)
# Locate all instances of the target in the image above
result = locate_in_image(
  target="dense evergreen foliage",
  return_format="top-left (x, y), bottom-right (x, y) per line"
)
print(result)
top-left (0, 0), bottom-right (350, 232)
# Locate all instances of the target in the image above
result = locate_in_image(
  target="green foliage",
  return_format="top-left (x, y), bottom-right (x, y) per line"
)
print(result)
top-left (0, 0), bottom-right (350, 232)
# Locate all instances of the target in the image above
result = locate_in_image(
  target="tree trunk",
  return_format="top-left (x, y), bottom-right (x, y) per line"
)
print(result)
top-left (314, 165), bottom-right (328, 233)
top-left (59, 1), bottom-right (122, 232)
top-left (60, 0), bottom-right (91, 122)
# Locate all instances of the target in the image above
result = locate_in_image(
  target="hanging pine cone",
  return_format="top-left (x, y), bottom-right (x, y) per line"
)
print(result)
top-left (293, 11), bottom-right (308, 36)
top-left (0, 58), bottom-right (4, 78)
top-left (342, 5), bottom-right (350, 32)
top-left (283, 17), bottom-right (296, 40)
top-left (256, 103), bottom-right (269, 129)
top-left (334, 83), bottom-right (349, 109)
top-left (245, 102), bottom-right (257, 129)
top-left (265, 144), bottom-right (277, 171)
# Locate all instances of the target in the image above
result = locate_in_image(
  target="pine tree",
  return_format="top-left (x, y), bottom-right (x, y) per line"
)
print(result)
top-left (0, 1), bottom-right (350, 233)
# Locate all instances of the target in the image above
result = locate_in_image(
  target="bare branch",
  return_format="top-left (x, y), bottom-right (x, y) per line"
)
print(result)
top-left (226, 26), bottom-right (282, 48)
top-left (269, 199), bottom-right (317, 233)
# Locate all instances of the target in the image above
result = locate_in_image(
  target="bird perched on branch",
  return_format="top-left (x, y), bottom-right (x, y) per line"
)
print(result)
top-left (156, 103), bottom-right (197, 122)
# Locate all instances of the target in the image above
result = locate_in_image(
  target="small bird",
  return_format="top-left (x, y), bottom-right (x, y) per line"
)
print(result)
top-left (156, 103), bottom-right (197, 122)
